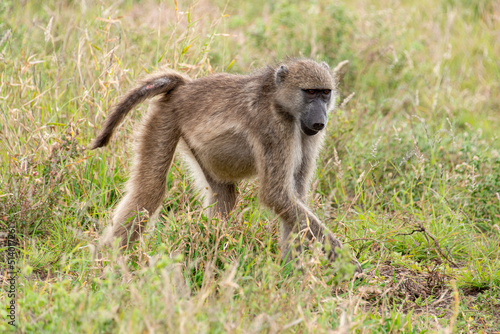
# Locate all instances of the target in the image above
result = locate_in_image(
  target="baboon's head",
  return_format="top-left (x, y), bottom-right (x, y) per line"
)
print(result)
top-left (275, 59), bottom-right (336, 136)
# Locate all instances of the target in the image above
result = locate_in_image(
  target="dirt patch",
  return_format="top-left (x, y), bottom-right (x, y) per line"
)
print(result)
top-left (360, 264), bottom-right (454, 316)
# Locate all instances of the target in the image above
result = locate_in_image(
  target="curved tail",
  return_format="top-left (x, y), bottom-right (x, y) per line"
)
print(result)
top-left (91, 70), bottom-right (189, 149)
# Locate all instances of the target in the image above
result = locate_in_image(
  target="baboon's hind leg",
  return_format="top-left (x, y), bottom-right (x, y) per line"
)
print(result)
top-left (205, 175), bottom-right (237, 218)
top-left (102, 108), bottom-right (180, 248)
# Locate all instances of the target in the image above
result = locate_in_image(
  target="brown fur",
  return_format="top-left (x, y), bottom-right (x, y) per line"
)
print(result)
top-left (93, 59), bottom-right (361, 273)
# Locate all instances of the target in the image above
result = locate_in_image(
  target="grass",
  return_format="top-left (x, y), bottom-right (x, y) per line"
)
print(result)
top-left (1, 0), bottom-right (499, 332)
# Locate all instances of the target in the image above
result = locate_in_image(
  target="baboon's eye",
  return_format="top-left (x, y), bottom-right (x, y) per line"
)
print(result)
top-left (305, 89), bottom-right (316, 95)
top-left (323, 90), bottom-right (331, 95)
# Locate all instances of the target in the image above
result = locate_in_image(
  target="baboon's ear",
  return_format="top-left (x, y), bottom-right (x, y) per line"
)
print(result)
top-left (275, 65), bottom-right (288, 85)
top-left (321, 61), bottom-right (330, 70)
top-left (333, 60), bottom-right (349, 83)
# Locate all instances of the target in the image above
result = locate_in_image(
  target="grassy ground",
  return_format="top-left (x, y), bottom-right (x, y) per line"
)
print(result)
top-left (1, 0), bottom-right (499, 332)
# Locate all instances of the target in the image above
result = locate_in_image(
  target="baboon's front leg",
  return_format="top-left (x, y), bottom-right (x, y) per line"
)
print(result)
top-left (259, 152), bottom-right (359, 272)
top-left (293, 135), bottom-right (324, 200)
top-left (292, 140), bottom-right (363, 273)
top-left (102, 107), bottom-right (180, 248)
top-left (268, 192), bottom-right (343, 264)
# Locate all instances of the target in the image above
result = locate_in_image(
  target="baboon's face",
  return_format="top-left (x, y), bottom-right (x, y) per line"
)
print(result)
top-left (274, 60), bottom-right (336, 136)
top-left (299, 89), bottom-right (332, 136)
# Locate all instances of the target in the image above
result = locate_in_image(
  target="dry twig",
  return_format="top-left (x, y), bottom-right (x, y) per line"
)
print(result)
top-left (395, 224), bottom-right (459, 268)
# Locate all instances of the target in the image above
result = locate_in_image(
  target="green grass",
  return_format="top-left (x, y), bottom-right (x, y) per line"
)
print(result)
top-left (1, 0), bottom-right (499, 332)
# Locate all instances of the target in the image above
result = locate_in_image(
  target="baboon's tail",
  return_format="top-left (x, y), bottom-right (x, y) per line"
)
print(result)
top-left (90, 70), bottom-right (189, 149)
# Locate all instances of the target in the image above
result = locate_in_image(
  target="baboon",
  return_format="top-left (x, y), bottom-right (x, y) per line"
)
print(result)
top-left (92, 58), bottom-right (362, 273)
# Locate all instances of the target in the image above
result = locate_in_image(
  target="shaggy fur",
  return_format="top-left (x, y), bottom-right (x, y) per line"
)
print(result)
top-left (92, 59), bottom-right (361, 273)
